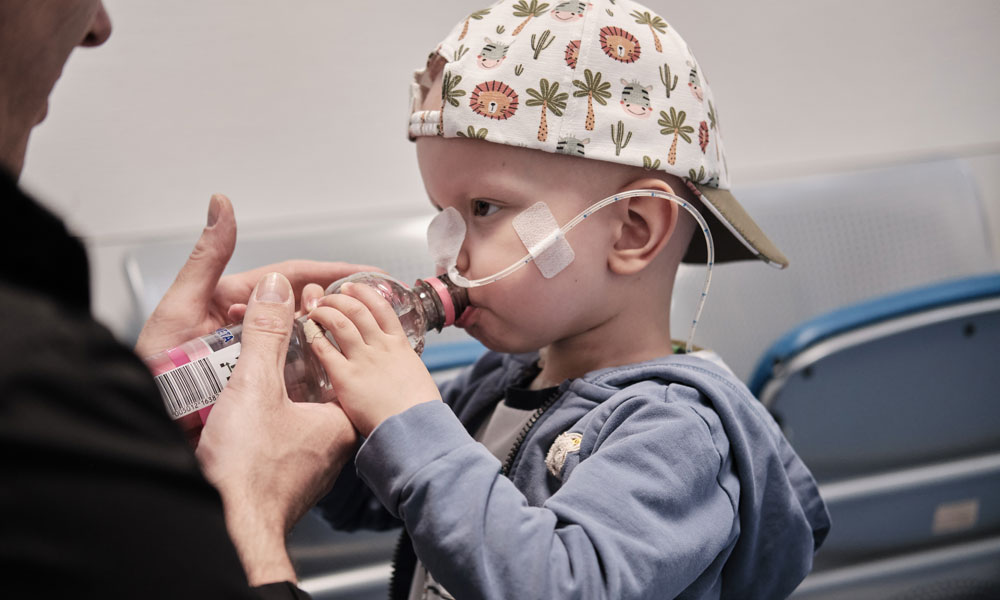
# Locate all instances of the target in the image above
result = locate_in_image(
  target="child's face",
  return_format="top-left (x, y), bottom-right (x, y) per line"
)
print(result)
top-left (416, 136), bottom-right (623, 353)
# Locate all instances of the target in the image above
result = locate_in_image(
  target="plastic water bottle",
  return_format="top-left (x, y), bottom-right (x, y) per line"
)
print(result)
top-left (144, 272), bottom-right (469, 439)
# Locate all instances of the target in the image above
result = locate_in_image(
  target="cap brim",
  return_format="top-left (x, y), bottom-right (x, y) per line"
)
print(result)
top-left (682, 181), bottom-right (789, 269)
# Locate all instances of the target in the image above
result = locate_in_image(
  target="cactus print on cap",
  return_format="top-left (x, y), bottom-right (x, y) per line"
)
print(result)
top-left (410, 0), bottom-right (729, 191)
top-left (408, 0), bottom-right (790, 267)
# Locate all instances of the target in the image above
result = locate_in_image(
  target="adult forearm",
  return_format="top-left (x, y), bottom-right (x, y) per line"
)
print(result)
top-left (224, 501), bottom-right (298, 586)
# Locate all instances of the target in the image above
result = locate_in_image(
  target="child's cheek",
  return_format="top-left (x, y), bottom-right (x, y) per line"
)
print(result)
top-left (468, 235), bottom-right (524, 279)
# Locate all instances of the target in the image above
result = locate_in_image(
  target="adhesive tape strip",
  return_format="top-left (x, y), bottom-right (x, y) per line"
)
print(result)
top-left (513, 202), bottom-right (575, 279)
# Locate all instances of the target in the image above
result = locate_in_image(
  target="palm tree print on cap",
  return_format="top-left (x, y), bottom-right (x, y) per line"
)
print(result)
top-left (457, 126), bottom-right (489, 139)
top-left (658, 107), bottom-right (694, 165)
top-left (512, 1), bottom-right (551, 36)
top-left (458, 9), bottom-right (491, 41)
top-left (599, 26), bottom-right (642, 63)
top-left (469, 81), bottom-right (520, 120)
top-left (572, 69), bottom-right (612, 130)
top-left (525, 78), bottom-right (568, 141)
top-left (630, 10), bottom-right (667, 53)
top-left (442, 72), bottom-right (466, 108)
top-left (707, 100), bottom-right (720, 160)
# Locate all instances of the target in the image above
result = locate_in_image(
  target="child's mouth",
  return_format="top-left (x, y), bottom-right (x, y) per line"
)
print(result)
top-left (456, 306), bottom-right (479, 329)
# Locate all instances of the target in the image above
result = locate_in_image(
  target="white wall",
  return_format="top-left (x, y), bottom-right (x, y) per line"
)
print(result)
top-left (20, 0), bottom-right (1000, 340)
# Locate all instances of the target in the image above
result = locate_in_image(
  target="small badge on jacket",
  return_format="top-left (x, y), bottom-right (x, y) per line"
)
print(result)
top-left (545, 432), bottom-right (583, 479)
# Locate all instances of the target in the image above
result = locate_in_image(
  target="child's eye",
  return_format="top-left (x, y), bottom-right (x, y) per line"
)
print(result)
top-left (471, 199), bottom-right (500, 217)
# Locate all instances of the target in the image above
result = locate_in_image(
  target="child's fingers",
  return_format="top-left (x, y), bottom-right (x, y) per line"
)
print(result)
top-left (303, 312), bottom-right (349, 374)
top-left (300, 283), bottom-right (324, 315)
top-left (340, 282), bottom-right (406, 337)
top-left (308, 304), bottom-right (366, 358)
top-left (315, 292), bottom-right (388, 345)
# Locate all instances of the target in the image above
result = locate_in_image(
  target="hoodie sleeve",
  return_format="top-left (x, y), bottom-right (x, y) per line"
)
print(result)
top-left (353, 385), bottom-right (740, 600)
top-left (316, 353), bottom-right (503, 531)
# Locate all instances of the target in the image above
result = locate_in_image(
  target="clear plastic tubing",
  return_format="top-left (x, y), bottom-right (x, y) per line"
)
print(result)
top-left (449, 190), bottom-right (715, 353)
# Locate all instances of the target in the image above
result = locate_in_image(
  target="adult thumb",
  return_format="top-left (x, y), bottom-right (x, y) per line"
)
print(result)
top-left (228, 272), bottom-right (294, 393)
top-left (167, 194), bottom-right (237, 304)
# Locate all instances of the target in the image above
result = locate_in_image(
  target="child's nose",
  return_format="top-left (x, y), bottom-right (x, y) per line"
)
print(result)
top-left (455, 244), bottom-right (471, 275)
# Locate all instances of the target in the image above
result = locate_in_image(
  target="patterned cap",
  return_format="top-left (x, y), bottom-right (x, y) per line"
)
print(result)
top-left (409, 0), bottom-right (787, 267)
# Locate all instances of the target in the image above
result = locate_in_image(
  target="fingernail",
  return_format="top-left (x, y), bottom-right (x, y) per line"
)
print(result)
top-left (255, 272), bottom-right (290, 303)
top-left (306, 297), bottom-right (319, 311)
top-left (207, 194), bottom-right (222, 227)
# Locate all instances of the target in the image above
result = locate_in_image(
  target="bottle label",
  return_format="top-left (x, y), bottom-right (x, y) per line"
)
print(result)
top-left (153, 342), bottom-right (242, 419)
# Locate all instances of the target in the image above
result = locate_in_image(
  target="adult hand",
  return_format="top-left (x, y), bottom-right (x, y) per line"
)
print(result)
top-left (196, 272), bottom-right (359, 586)
top-left (134, 194), bottom-right (378, 358)
top-left (306, 282), bottom-right (442, 436)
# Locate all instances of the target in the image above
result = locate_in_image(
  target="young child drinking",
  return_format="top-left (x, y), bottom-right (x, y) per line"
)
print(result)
top-left (309, 1), bottom-right (830, 598)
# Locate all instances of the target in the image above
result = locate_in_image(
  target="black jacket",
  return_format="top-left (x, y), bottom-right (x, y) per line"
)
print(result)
top-left (0, 170), bottom-right (309, 599)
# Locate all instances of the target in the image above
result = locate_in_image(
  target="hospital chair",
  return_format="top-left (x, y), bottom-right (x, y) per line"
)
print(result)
top-left (671, 157), bottom-right (997, 383)
top-left (670, 158), bottom-right (1000, 598)
top-left (750, 272), bottom-right (1000, 482)
top-left (756, 273), bottom-right (1000, 599)
top-left (126, 157), bottom-right (999, 598)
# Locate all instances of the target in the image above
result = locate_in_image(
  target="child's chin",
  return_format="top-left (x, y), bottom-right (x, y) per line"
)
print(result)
top-left (465, 326), bottom-right (498, 350)
top-left (475, 333), bottom-right (544, 356)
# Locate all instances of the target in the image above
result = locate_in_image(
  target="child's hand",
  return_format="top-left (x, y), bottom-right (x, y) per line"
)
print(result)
top-left (307, 282), bottom-right (442, 436)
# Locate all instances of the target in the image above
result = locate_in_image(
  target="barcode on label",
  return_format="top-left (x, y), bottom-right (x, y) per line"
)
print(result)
top-left (155, 357), bottom-right (224, 419)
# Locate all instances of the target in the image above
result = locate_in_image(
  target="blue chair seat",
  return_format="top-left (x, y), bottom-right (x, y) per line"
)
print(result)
top-left (750, 272), bottom-right (1000, 482)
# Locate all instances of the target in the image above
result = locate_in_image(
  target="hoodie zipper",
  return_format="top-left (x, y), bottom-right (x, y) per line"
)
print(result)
top-left (387, 387), bottom-right (563, 599)
top-left (500, 388), bottom-right (563, 477)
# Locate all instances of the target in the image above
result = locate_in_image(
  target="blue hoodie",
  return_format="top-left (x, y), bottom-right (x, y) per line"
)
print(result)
top-left (320, 351), bottom-right (830, 599)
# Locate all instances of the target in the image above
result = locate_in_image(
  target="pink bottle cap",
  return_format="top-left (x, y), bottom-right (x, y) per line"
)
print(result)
top-left (424, 276), bottom-right (456, 327)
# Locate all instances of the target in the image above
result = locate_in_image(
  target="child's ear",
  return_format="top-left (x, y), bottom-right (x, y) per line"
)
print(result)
top-left (607, 179), bottom-right (680, 276)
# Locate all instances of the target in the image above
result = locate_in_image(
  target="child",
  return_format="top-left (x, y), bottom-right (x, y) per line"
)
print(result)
top-left (308, 1), bottom-right (830, 598)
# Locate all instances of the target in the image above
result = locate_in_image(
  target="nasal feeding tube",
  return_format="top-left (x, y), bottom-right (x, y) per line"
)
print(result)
top-left (427, 189), bottom-right (715, 353)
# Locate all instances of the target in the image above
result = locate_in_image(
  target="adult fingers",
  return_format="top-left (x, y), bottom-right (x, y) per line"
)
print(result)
top-left (239, 283), bottom-right (323, 322)
top-left (164, 194), bottom-right (237, 305)
top-left (228, 272), bottom-right (294, 396)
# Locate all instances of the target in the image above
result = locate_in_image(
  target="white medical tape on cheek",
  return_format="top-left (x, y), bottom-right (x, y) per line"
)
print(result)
top-left (426, 207), bottom-right (466, 274)
top-left (513, 202), bottom-right (575, 279)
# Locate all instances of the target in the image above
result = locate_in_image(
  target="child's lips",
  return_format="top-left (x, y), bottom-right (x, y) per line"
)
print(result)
top-left (456, 306), bottom-right (479, 328)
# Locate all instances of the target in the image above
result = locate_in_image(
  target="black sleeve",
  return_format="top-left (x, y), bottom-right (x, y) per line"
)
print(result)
top-left (0, 284), bottom-right (305, 598)
top-left (253, 582), bottom-right (314, 600)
